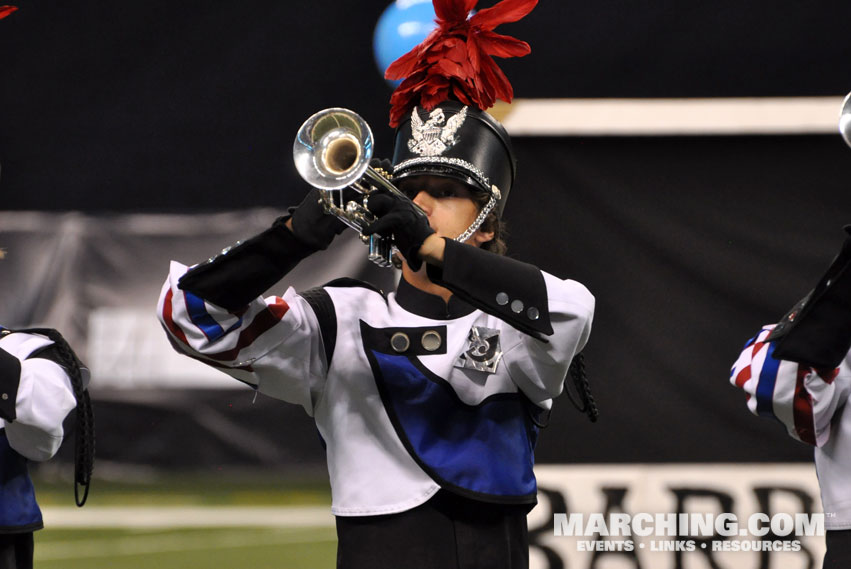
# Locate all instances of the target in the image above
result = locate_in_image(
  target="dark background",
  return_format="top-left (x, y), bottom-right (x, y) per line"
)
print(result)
top-left (2, 1), bottom-right (851, 471)
top-left (2, 1), bottom-right (850, 211)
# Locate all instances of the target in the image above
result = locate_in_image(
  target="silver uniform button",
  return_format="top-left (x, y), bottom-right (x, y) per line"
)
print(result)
top-left (421, 330), bottom-right (442, 352)
top-left (1, 393), bottom-right (7, 400)
top-left (390, 332), bottom-right (410, 353)
top-left (496, 292), bottom-right (509, 306)
top-left (511, 299), bottom-right (524, 314)
top-left (527, 307), bottom-right (540, 320)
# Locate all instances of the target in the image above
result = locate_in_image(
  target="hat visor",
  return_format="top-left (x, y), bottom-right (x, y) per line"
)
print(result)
top-left (393, 162), bottom-right (491, 196)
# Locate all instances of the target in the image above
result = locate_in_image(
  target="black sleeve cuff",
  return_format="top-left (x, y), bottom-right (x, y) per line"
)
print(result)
top-left (0, 346), bottom-right (21, 422)
top-left (178, 217), bottom-right (315, 311)
top-left (426, 238), bottom-right (554, 338)
top-left (771, 226), bottom-right (851, 368)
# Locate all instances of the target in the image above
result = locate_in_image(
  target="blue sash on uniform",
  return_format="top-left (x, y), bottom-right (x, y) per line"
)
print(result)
top-left (0, 430), bottom-right (43, 533)
top-left (367, 349), bottom-right (539, 504)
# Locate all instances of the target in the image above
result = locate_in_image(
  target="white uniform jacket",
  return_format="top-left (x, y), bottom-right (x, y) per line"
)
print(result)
top-left (159, 253), bottom-right (594, 517)
top-left (0, 329), bottom-right (78, 532)
top-left (731, 326), bottom-right (851, 530)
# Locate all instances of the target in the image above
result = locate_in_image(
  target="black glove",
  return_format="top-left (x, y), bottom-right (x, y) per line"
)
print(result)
top-left (369, 158), bottom-right (394, 181)
top-left (288, 188), bottom-right (347, 251)
top-left (362, 190), bottom-right (434, 271)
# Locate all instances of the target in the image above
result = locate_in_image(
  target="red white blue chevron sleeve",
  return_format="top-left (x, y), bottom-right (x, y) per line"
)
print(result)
top-left (157, 261), bottom-right (327, 414)
top-left (730, 325), bottom-right (851, 447)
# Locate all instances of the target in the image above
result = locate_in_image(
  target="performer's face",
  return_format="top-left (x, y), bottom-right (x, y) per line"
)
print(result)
top-left (398, 175), bottom-right (494, 247)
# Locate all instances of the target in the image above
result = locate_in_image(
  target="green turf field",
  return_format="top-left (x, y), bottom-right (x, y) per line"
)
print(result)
top-left (35, 527), bottom-right (337, 569)
top-left (33, 470), bottom-right (333, 507)
top-left (32, 471), bottom-right (338, 569)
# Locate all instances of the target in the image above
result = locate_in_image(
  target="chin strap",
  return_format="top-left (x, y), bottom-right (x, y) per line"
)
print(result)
top-left (454, 187), bottom-right (499, 244)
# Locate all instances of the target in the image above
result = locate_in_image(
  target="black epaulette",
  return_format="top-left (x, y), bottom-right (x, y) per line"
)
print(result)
top-left (298, 279), bottom-right (385, 369)
top-left (0, 328), bottom-right (21, 422)
top-left (322, 277), bottom-right (386, 298)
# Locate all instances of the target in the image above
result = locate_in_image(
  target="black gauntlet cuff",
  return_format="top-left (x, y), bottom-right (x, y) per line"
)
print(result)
top-left (426, 238), bottom-right (553, 339)
top-left (770, 226), bottom-right (851, 369)
top-left (288, 189), bottom-right (347, 251)
top-left (178, 218), bottom-right (314, 311)
top-left (0, 344), bottom-right (21, 422)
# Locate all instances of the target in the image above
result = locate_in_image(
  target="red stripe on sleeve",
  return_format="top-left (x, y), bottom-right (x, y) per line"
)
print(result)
top-left (163, 330), bottom-right (254, 372)
top-left (204, 297), bottom-right (290, 362)
top-left (792, 364), bottom-right (817, 445)
top-left (734, 366), bottom-right (751, 388)
top-left (817, 367), bottom-right (840, 384)
top-left (734, 340), bottom-right (767, 388)
top-left (162, 288), bottom-right (190, 346)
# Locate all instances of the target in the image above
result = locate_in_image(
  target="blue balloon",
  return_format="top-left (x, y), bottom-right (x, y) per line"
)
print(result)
top-left (373, 0), bottom-right (437, 85)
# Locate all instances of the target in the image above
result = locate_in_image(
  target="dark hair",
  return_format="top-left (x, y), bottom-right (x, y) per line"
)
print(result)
top-left (472, 191), bottom-right (507, 256)
top-left (395, 175), bottom-right (508, 255)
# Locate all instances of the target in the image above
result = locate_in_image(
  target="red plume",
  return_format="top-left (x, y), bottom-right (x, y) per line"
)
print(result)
top-left (0, 5), bottom-right (18, 20)
top-left (385, 0), bottom-right (537, 127)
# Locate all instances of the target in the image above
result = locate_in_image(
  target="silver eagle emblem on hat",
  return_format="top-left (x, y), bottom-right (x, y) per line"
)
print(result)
top-left (408, 106), bottom-right (468, 156)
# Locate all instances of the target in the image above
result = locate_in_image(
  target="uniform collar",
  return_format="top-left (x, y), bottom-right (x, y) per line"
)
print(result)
top-left (395, 276), bottom-right (476, 320)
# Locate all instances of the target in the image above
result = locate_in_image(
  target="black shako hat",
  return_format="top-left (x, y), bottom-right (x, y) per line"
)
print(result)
top-left (391, 100), bottom-right (516, 217)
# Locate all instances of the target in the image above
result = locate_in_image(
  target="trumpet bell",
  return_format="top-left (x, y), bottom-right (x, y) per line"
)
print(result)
top-left (294, 108), bottom-right (374, 190)
top-left (292, 107), bottom-right (426, 269)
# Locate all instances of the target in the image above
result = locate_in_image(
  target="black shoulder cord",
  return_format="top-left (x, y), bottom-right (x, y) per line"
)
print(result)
top-left (564, 353), bottom-right (599, 423)
top-left (23, 328), bottom-right (95, 506)
top-left (527, 352), bottom-right (599, 428)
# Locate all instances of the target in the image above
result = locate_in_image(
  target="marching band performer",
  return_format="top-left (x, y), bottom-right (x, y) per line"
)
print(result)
top-left (730, 226), bottom-right (851, 569)
top-left (157, 0), bottom-right (594, 567)
top-left (0, 326), bottom-right (92, 569)
top-left (0, 164), bottom-right (94, 568)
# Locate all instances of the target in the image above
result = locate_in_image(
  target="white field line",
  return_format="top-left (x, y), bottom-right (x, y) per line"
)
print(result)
top-left (42, 505), bottom-right (335, 529)
top-left (36, 527), bottom-right (337, 561)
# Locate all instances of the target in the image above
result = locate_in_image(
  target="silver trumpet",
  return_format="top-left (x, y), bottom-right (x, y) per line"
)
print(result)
top-left (841, 92), bottom-right (851, 148)
top-left (293, 107), bottom-right (426, 268)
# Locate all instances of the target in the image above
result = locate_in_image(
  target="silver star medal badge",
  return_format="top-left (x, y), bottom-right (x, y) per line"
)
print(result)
top-left (408, 106), bottom-right (468, 156)
top-left (455, 326), bottom-right (503, 373)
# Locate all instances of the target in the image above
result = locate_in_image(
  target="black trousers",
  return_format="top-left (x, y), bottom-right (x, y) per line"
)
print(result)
top-left (823, 530), bottom-right (851, 569)
top-left (336, 491), bottom-right (530, 569)
top-left (0, 533), bottom-right (33, 569)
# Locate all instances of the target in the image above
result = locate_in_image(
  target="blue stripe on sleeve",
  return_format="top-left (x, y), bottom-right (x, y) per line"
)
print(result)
top-left (184, 291), bottom-right (226, 342)
top-left (755, 342), bottom-right (782, 418)
top-left (742, 331), bottom-right (761, 349)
